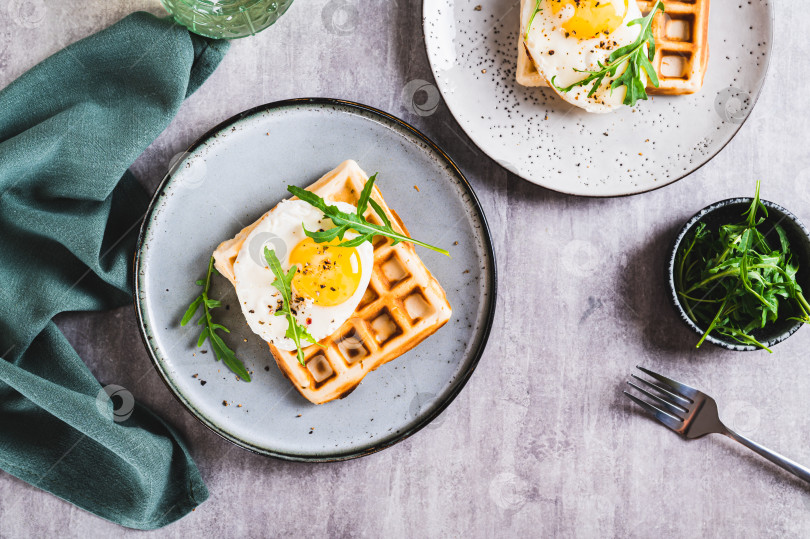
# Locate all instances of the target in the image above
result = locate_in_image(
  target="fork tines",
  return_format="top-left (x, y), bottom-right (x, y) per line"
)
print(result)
top-left (623, 366), bottom-right (698, 433)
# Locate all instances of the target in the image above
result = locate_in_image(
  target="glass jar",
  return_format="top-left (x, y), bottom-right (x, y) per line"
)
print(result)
top-left (161, 0), bottom-right (295, 39)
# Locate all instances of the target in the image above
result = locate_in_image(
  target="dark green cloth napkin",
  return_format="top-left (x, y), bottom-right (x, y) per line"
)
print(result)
top-left (0, 12), bottom-right (228, 530)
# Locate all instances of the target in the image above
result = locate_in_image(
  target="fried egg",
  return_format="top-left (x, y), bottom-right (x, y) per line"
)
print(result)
top-left (232, 199), bottom-right (373, 351)
top-left (523, 0), bottom-right (646, 113)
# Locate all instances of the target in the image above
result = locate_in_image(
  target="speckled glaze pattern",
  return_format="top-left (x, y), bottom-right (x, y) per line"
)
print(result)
top-left (668, 198), bottom-right (810, 351)
top-left (423, 0), bottom-right (774, 196)
top-left (134, 99), bottom-right (497, 461)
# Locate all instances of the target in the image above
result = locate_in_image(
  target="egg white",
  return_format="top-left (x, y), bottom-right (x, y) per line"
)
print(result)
top-left (232, 199), bottom-right (373, 351)
top-left (523, 0), bottom-right (646, 113)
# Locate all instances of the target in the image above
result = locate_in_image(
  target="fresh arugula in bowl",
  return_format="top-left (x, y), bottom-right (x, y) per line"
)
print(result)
top-left (675, 181), bottom-right (810, 351)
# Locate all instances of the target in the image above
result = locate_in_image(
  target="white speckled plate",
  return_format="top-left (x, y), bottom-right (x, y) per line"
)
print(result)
top-left (134, 99), bottom-right (496, 461)
top-left (423, 0), bottom-right (773, 196)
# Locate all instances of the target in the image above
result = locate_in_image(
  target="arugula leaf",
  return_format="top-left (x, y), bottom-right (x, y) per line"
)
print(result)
top-left (551, 0), bottom-right (665, 107)
top-left (181, 256), bottom-right (252, 381)
top-left (264, 247), bottom-right (323, 366)
top-left (675, 180), bottom-right (810, 351)
top-left (356, 172), bottom-right (377, 215)
top-left (288, 174), bottom-right (449, 256)
top-left (524, 0), bottom-right (543, 42)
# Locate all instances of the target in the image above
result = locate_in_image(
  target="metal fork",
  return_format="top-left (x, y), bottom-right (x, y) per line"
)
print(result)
top-left (624, 366), bottom-right (810, 483)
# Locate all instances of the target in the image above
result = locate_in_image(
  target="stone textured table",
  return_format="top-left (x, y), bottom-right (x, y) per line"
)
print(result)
top-left (2, 1), bottom-right (809, 537)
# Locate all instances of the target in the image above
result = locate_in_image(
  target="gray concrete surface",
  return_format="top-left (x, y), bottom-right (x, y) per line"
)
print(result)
top-left (1, 0), bottom-right (810, 537)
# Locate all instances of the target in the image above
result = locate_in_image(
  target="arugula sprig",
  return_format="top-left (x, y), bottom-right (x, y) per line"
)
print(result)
top-left (181, 256), bottom-right (251, 381)
top-left (288, 174), bottom-right (450, 256)
top-left (675, 181), bottom-right (810, 351)
top-left (264, 247), bottom-right (324, 366)
top-left (524, 0), bottom-right (543, 41)
top-left (551, 0), bottom-right (664, 107)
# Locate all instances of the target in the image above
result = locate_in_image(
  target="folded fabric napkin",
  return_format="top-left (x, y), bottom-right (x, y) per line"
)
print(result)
top-left (0, 12), bottom-right (228, 529)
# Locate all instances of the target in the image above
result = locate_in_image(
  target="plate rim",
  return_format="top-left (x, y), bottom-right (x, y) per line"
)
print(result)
top-left (133, 97), bottom-right (498, 462)
top-left (421, 0), bottom-right (775, 198)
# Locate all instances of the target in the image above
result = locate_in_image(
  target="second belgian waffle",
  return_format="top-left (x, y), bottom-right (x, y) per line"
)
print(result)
top-left (516, 0), bottom-right (710, 96)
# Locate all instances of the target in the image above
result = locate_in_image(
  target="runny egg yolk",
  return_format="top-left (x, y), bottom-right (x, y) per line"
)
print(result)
top-left (551, 0), bottom-right (628, 40)
top-left (289, 237), bottom-right (363, 307)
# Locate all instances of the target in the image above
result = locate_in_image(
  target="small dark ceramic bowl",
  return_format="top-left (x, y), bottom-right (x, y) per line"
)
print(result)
top-left (668, 198), bottom-right (810, 351)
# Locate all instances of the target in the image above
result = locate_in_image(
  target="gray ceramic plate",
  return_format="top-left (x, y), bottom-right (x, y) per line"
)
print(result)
top-left (134, 99), bottom-right (496, 461)
top-left (423, 0), bottom-right (774, 196)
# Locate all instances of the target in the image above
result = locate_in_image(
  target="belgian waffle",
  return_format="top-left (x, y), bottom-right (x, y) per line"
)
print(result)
top-left (213, 160), bottom-right (452, 404)
top-left (516, 0), bottom-right (710, 95)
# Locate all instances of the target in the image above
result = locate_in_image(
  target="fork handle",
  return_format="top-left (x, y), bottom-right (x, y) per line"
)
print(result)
top-left (723, 428), bottom-right (810, 483)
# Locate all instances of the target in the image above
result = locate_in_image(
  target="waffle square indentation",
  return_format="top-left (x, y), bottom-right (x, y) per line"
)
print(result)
top-left (335, 328), bottom-right (370, 364)
top-left (403, 289), bottom-right (436, 323)
top-left (306, 354), bottom-right (334, 383)
top-left (370, 309), bottom-right (403, 345)
top-left (664, 14), bottom-right (693, 42)
top-left (380, 253), bottom-right (411, 287)
top-left (660, 52), bottom-right (691, 79)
